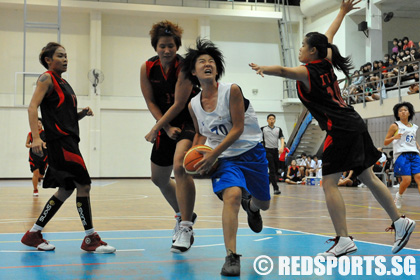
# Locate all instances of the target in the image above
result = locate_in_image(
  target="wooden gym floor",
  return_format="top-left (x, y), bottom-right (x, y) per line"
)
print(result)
top-left (0, 179), bottom-right (419, 279)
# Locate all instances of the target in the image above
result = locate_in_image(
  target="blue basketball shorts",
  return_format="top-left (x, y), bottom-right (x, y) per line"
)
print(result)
top-left (394, 152), bottom-right (420, 176)
top-left (211, 143), bottom-right (270, 201)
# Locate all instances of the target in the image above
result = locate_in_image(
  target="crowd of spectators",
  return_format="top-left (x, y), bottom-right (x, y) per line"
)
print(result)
top-left (342, 36), bottom-right (420, 104)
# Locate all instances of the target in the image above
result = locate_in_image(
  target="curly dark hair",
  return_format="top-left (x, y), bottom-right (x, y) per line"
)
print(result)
top-left (149, 20), bottom-right (183, 51)
top-left (182, 38), bottom-right (225, 86)
top-left (393, 101), bottom-right (415, 121)
top-left (39, 42), bottom-right (64, 69)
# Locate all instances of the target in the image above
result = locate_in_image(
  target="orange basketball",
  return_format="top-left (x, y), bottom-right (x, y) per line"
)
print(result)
top-left (183, 145), bottom-right (215, 175)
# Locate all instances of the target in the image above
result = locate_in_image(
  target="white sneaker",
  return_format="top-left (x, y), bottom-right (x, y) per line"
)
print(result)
top-left (172, 212), bottom-right (197, 243)
top-left (387, 216), bottom-right (416, 254)
top-left (394, 192), bottom-right (403, 209)
top-left (317, 236), bottom-right (357, 258)
top-left (393, 184), bottom-right (400, 188)
top-left (171, 226), bottom-right (194, 253)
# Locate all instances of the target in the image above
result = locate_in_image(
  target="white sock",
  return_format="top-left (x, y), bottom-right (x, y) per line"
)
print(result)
top-left (30, 224), bottom-right (43, 232)
top-left (180, 221), bottom-right (193, 228)
top-left (85, 228), bottom-right (95, 236)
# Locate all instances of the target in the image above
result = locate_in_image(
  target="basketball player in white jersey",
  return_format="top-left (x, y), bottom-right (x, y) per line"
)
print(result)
top-left (384, 102), bottom-right (420, 209)
top-left (183, 38), bottom-right (271, 276)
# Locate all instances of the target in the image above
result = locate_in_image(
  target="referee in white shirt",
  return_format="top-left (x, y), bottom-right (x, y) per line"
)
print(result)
top-left (261, 114), bottom-right (285, 195)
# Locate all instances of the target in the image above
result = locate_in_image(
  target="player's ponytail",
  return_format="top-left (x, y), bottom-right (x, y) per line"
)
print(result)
top-left (305, 32), bottom-right (353, 80)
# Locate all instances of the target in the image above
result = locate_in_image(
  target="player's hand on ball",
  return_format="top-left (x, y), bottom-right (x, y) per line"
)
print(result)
top-left (195, 149), bottom-right (217, 175)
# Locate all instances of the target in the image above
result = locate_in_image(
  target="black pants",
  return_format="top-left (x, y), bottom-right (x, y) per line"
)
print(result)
top-left (265, 148), bottom-right (279, 191)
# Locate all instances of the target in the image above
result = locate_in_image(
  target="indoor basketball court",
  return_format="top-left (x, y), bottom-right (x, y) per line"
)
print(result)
top-left (0, 179), bottom-right (419, 279)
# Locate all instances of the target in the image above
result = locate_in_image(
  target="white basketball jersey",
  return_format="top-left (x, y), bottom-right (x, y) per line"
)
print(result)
top-left (190, 82), bottom-right (262, 157)
top-left (392, 121), bottom-right (419, 161)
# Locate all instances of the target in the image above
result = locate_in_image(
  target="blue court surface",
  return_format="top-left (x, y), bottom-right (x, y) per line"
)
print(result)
top-left (1, 227), bottom-right (419, 279)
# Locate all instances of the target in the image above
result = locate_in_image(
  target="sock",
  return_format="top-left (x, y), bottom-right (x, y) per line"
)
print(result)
top-left (85, 228), bottom-right (95, 236)
top-left (76, 196), bottom-right (93, 230)
top-left (180, 221), bottom-right (193, 228)
top-left (249, 199), bottom-right (259, 213)
top-left (30, 224), bottom-right (44, 232)
top-left (35, 195), bottom-right (64, 228)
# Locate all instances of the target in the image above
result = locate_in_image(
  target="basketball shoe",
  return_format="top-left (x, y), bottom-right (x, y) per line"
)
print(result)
top-left (317, 236), bottom-right (357, 257)
top-left (173, 212), bottom-right (197, 243)
top-left (21, 230), bottom-right (55, 251)
top-left (221, 252), bottom-right (242, 276)
top-left (33, 189), bottom-right (39, 197)
top-left (171, 226), bottom-right (194, 253)
top-left (241, 198), bottom-right (263, 233)
top-left (81, 232), bottom-right (116, 253)
top-left (386, 216), bottom-right (416, 254)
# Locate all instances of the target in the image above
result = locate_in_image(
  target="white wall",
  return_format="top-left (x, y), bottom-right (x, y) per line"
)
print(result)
top-left (0, 1), bottom-right (302, 178)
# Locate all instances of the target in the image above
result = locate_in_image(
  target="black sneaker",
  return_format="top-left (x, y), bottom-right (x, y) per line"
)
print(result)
top-left (221, 252), bottom-right (241, 276)
top-left (241, 198), bottom-right (263, 233)
top-left (274, 190), bottom-right (281, 195)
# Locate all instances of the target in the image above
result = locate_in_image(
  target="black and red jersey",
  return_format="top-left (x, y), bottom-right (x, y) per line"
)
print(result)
top-left (40, 71), bottom-right (80, 142)
top-left (296, 59), bottom-right (366, 137)
top-left (146, 55), bottom-right (199, 128)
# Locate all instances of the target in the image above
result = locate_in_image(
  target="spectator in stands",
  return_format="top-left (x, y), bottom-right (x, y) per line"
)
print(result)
top-left (403, 48), bottom-right (412, 62)
top-left (384, 59), bottom-right (398, 88)
top-left (348, 70), bottom-right (364, 103)
top-left (391, 52), bottom-right (398, 62)
top-left (378, 60), bottom-right (387, 74)
top-left (285, 160), bottom-right (304, 185)
top-left (391, 38), bottom-right (399, 54)
top-left (402, 36), bottom-right (415, 50)
top-left (383, 54), bottom-right (390, 67)
top-left (410, 47), bottom-right (419, 60)
top-left (397, 39), bottom-right (404, 52)
top-left (396, 56), bottom-right (409, 82)
top-left (407, 83), bottom-right (419, 95)
top-left (364, 78), bottom-right (380, 101)
top-left (408, 73), bottom-right (419, 95)
top-left (399, 50), bottom-right (405, 58)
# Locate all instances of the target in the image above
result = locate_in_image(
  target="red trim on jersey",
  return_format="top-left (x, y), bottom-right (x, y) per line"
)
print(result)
top-left (297, 81), bottom-right (311, 102)
top-left (324, 135), bottom-right (333, 152)
top-left (145, 61), bottom-right (154, 79)
top-left (327, 117), bottom-right (332, 130)
top-left (29, 154), bottom-right (33, 161)
top-left (155, 130), bottom-right (162, 149)
top-left (28, 132), bottom-right (33, 142)
top-left (311, 59), bottom-right (323, 64)
top-left (62, 147), bottom-right (86, 170)
top-left (30, 162), bottom-right (35, 167)
top-left (55, 123), bottom-right (69, 135)
top-left (47, 71), bottom-right (65, 108)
